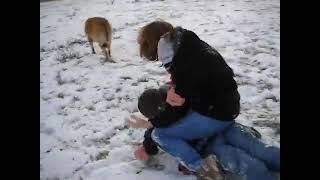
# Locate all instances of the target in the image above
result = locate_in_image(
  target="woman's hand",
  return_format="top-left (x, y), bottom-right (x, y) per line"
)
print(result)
top-left (166, 87), bottom-right (185, 106)
top-left (134, 145), bottom-right (149, 161)
top-left (128, 115), bottom-right (153, 129)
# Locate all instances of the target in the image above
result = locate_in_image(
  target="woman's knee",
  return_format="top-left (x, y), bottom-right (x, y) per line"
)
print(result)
top-left (151, 128), bottom-right (167, 145)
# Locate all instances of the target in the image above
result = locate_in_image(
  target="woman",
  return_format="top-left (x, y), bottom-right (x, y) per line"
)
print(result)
top-left (147, 27), bottom-right (241, 179)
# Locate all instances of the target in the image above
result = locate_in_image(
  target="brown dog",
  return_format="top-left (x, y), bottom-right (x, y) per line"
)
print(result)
top-left (137, 20), bottom-right (174, 61)
top-left (85, 17), bottom-right (113, 62)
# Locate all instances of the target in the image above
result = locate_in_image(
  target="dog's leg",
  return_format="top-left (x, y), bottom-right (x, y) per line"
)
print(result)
top-left (107, 48), bottom-right (114, 62)
top-left (88, 37), bottom-right (95, 54)
top-left (100, 44), bottom-right (110, 62)
top-left (108, 47), bottom-right (111, 57)
top-left (100, 43), bottom-right (115, 63)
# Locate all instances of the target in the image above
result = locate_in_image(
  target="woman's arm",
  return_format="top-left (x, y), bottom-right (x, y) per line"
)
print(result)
top-left (166, 87), bottom-right (186, 106)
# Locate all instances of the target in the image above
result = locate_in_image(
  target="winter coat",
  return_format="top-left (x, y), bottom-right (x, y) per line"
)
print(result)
top-left (145, 84), bottom-right (190, 128)
top-left (168, 27), bottom-right (240, 121)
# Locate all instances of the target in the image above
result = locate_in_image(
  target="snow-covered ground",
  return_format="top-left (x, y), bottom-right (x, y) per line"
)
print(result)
top-left (40, 0), bottom-right (280, 179)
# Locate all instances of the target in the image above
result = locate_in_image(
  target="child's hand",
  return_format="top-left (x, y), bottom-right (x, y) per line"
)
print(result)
top-left (134, 145), bottom-right (149, 161)
top-left (166, 87), bottom-right (185, 106)
top-left (128, 115), bottom-right (153, 129)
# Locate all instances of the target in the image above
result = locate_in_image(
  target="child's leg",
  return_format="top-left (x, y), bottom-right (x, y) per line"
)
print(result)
top-left (224, 123), bottom-right (280, 171)
top-left (206, 135), bottom-right (277, 180)
top-left (151, 111), bottom-right (233, 171)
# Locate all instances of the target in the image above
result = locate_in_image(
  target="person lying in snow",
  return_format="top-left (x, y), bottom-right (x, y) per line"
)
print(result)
top-left (129, 87), bottom-right (280, 180)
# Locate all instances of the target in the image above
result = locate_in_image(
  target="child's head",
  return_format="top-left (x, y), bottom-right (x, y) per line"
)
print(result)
top-left (138, 88), bottom-right (167, 119)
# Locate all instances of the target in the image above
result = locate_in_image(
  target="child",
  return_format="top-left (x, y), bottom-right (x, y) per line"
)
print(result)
top-left (129, 87), bottom-right (280, 180)
top-left (129, 85), bottom-right (192, 160)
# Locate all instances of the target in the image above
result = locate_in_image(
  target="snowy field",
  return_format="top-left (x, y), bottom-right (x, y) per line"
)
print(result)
top-left (40, 0), bottom-right (280, 179)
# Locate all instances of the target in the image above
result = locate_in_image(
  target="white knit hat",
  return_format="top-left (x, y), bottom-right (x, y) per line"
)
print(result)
top-left (157, 37), bottom-right (174, 66)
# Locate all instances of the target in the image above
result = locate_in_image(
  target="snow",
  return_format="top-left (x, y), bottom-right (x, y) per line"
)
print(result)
top-left (40, 0), bottom-right (280, 179)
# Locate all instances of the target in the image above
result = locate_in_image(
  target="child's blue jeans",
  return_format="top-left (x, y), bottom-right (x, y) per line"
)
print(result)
top-left (205, 123), bottom-right (280, 180)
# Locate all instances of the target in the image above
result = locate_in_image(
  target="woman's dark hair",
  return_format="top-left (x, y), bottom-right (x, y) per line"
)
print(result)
top-left (137, 21), bottom-right (174, 61)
